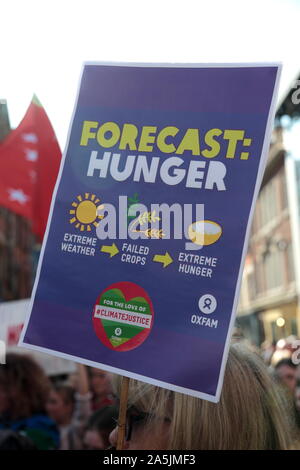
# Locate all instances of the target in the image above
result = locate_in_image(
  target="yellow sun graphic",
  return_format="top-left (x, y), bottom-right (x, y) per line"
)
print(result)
top-left (69, 193), bottom-right (104, 232)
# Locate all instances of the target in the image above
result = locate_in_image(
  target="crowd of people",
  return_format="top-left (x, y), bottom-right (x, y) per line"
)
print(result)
top-left (0, 354), bottom-right (118, 450)
top-left (0, 335), bottom-right (299, 450)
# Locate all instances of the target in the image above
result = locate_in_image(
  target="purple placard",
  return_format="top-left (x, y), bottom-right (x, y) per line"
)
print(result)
top-left (20, 62), bottom-right (281, 402)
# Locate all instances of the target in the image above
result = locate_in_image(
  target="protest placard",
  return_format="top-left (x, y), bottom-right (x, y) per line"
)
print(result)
top-left (20, 63), bottom-right (281, 402)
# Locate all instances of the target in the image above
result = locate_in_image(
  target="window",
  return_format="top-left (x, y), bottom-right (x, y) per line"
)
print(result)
top-left (264, 250), bottom-right (284, 290)
top-left (259, 180), bottom-right (278, 227)
top-left (247, 272), bottom-right (256, 301)
top-left (280, 169), bottom-right (288, 210)
top-left (255, 259), bottom-right (265, 295)
top-left (286, 243), bottom-right (295, 283)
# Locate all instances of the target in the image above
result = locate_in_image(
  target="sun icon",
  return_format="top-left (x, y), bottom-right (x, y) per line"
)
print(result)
top-left (69, 193), bottom-right (104, 232)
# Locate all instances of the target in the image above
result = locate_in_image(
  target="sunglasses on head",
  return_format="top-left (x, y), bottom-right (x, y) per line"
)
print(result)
top-left (124, 408), bottom-right (150, 441)
top-left (113, 405), bottom-right (171, 442)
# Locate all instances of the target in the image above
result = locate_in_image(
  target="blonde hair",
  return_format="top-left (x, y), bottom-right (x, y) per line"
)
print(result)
top-left (114, 343), bottom-right (296, 449)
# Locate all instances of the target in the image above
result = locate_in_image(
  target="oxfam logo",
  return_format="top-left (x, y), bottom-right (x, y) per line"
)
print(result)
top-left (198, 294), bottom-right (217, 314)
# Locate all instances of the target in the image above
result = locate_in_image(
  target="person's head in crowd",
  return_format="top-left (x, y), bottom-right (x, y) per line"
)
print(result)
top-left (271, 337), bottom-right (297, 367)
top-left (0, 430), bottom-right (37, 450)
top-left (89, 368), bottom-right (113, 408)
top-left (0, 353), bottom-right (50, 420)
top-left (46, 385), bottom-right (75, 426)
top-left (261, 340), bottom-right (276, 365)
top-left (274, 358), bottom-right (297, 394)
top-left (83, 405), bottom-right (118, 450)
top-left (109, 343), bottom-right (296, 450)
top-left (0, 353), bottom-right (59, 449)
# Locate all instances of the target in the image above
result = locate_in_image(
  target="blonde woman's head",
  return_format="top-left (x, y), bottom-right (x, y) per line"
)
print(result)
top-left (110, 343), bottom-right (296, 450)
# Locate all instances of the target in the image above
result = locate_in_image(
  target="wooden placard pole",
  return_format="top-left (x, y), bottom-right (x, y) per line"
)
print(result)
top-left (116, 376), bottom-right (130, 450)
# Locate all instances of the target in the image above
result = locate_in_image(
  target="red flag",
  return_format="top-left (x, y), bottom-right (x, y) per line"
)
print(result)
top-left (0, 95), bottom-right (61, 241)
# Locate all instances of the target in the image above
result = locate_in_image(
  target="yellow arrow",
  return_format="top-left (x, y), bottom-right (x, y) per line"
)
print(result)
top-left (153, 252), bottom-right (173, 268)
top-left (100, 243), bottom-right (119, 258)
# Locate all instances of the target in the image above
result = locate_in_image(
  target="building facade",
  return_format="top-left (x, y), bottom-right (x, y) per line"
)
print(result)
top-left (0, 100), bottom-right (36, 301)
top-left (237, 76), bottom-right (300, 346)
